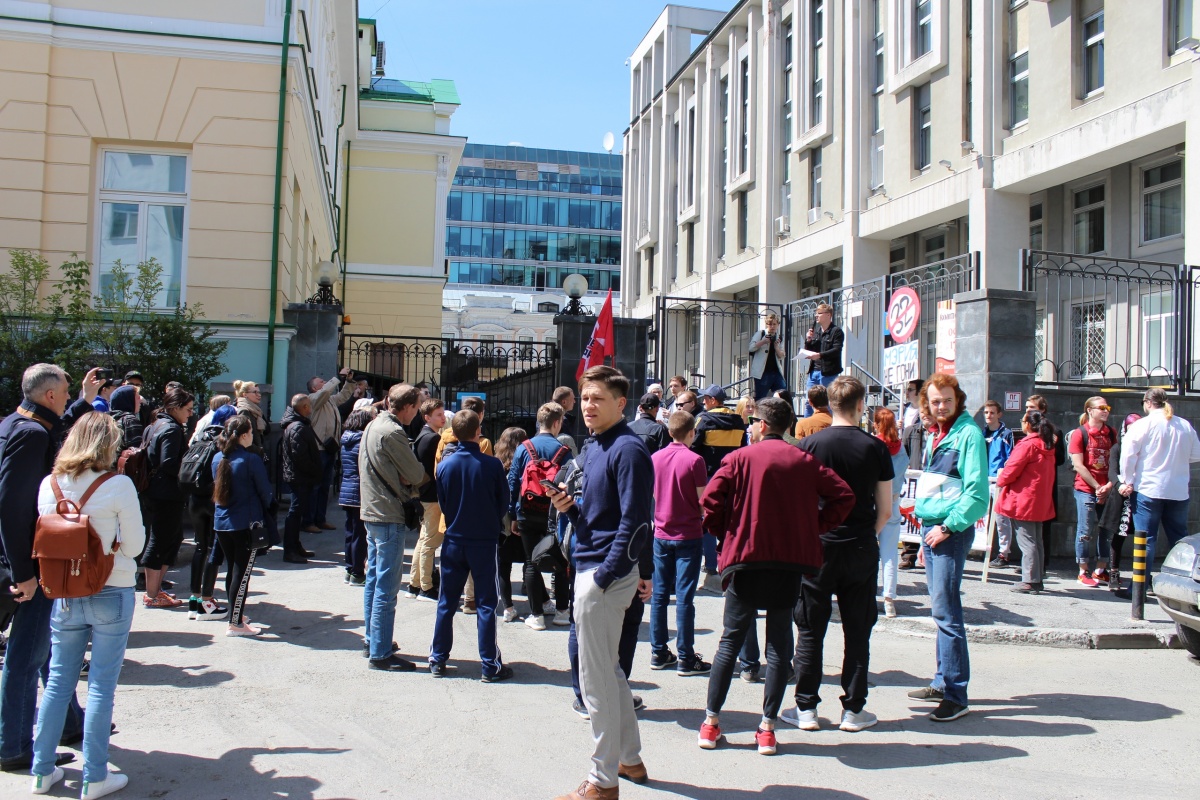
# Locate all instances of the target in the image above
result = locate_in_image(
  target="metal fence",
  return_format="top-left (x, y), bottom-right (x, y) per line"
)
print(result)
top-left (786, 252), bottom-right (979, 392)
top-left (653, 296), bottom-right (787, 394)
top-left (1020, 250), bottom-right (1196, 393)
top-left (339, 333), bottom-right (559, 439)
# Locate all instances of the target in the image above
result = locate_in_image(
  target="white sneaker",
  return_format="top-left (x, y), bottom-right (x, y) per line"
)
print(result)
top-left (552, 609), bottom-right (570, 626)
top-left (524, 614), bottom-right (547, 631)
top-left (503, 606), bottom-right (520, 623)
top-left (542, 600), bottom-right (557, 617)
top-left (31, 766), bottom-right (63, 794)
top-left (840, 708), bottom-right (878, 732)
top-left (884, 598), bottom-right (897, 618)
top-left (81, 771), bottom-right (128, 798)
top-left (779, 706), bottom-right (820, 730)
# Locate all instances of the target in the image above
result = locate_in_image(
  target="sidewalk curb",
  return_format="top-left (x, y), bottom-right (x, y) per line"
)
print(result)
top-left (877, 616), bottom-right (1181, 650)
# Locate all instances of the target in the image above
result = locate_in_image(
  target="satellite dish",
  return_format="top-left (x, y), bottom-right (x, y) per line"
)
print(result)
top-left (602, 131), bottom-right (615, 153)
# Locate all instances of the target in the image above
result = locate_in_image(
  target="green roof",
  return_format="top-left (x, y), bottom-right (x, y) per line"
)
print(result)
top-left (357, 17), bottom-right (376, 25)
top-left (360, 78), bottom-right (460, 105)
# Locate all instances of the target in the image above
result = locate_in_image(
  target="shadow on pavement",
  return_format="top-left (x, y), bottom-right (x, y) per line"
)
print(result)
top-left (972, 693), bottom-right (1182, 723)
top-left (794, 740), bottom-right (1027, 769)
top-left (239, 602), bottom-right (363, 652)
top-left (646, 779), bottom-right (866, 799)
top-left (901, 711), bottom-right (1094, 737)
top-left (118, 661), bottom-right (234, 688)
top-left (126, 630), bottom-right (214, 650)
top-left (965, 600), bottom-right (1034, 626)
top-left (503, 659), bottom-right (575, 687)
top-left (108, 745), bottom-right (349, 800)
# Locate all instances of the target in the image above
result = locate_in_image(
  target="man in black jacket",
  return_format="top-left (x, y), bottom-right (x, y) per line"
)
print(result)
top-left (281, 394), bottom-right (322, 563)
top-left (0, 364), bottom-right (101, 772)
top-left (628, 393), bottom-right (668, 454)
top-left (802, 303), bottom-right (844, 418)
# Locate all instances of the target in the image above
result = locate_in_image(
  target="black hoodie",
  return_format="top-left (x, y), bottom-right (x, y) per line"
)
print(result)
top-left (281, 406), bottom-right (322, 485)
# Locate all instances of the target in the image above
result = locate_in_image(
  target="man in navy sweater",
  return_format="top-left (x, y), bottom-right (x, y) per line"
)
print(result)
top-left (0, 364), bottom-right (101, 772)
top-left (550, 366), bottom-right (653, 800)
top-left (430, 409), bottom-right (512, 682)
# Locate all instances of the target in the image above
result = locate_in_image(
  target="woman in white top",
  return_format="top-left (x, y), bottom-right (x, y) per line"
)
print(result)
top-left (30, 413), bottom-right (144, 799)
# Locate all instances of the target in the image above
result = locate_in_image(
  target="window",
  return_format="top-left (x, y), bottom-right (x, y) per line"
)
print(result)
top-left (1142, 160), bottom-right (1183, 243)
top-left (1173, 0), bottom-right (1194, 53)
top-left (685, 222), bottom-right (695, 275)
top-left (537, 301), bottom-right (560, 313)
top-left (890, 246), bottom-right (907, 272)
top-left (1082, 11), bottom-right (1104, 96)
top-left (518, 335), bottom-right (535, 359)
top-left (915, 0), bottom-right (933, 57)
top-left (923, 232), bottom-right (946, 264)
top-left (737, 191), bottom-right (749, 252)
top-left (645, 247), bottom-right (654, 294)
top-left (1073, 184), bottom-right (1105, 254)
top-left (1009, 51), bottom-right (1028, 126)
top-left (1030, 203), bottom-right (1043, 250)
top-left (686, 106), bottom-right (696, 207)
top-left (720, 77), bottom-right (730, 187)
top-left (870, 0), bottom-right (885, 190)
top-left (97, 150), bottom-right (188, 307)
top-left (739, 57), bottom-right (750, 174)
top-left (781, 155), bottom-right (792, 218)
top-left (913, 83), bottom-right (932, 171)
top-left (1142, 292), bottom-right (1175, 373)
top-left (810, 0), bottom-right (825, 127)
top-left (809, 148), bottom-right (823, 212)
top-left (1070, 302), bottom-right (1106, 377)
top-left (782, 20), bottom-right (793, 147)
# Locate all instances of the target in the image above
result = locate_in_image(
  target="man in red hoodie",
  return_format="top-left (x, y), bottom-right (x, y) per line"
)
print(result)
top-left (696, 397), bottom-right (855, 756)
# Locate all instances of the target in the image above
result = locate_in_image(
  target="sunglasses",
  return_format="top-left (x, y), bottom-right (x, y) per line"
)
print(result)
top-left (1091, 405), bottom-right (1110, 412)
top-left (748, 416), bottom-right (761, 424)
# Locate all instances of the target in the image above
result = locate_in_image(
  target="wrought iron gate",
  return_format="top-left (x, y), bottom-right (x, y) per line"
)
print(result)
top-left (653, 296), bottom-right (787, 395)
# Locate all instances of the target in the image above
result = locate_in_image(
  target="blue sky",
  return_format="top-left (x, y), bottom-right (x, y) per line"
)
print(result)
top-left (368, 0), bottom-right (734, 154)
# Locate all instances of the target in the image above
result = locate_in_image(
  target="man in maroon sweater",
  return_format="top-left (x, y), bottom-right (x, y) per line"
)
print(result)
top-left (696, 397), bottom-right (855, 757)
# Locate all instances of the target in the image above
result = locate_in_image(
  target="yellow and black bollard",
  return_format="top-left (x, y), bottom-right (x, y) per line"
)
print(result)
top-left (1130, 531), bottom-right (1148, 621)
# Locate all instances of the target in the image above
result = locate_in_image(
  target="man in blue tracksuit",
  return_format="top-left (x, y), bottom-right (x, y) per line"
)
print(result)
top-left (430, 409), bottom-right (512, 682)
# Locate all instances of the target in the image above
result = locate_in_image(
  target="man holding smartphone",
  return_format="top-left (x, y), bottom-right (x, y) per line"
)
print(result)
top-left (749, 313), bottom-right (787, 400)
top-left (550, 366), bottom-right (653, 800)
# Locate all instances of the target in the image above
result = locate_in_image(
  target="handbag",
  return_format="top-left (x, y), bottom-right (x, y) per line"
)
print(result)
top-left (531, 528), bottom-right (568, 572)
top-left (248, 521), bottom-right (270, 550)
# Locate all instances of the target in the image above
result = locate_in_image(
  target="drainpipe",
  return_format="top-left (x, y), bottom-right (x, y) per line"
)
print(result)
top-left (265, 0), bottom-right (293, 418)
top-left (331, 85), bottom-right (347, 290)
top-left (340, 140), bottom-right (352, 304)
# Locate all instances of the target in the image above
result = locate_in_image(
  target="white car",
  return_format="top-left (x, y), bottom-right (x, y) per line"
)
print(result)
top-left (1153, 533), bottom-right (1200, 660)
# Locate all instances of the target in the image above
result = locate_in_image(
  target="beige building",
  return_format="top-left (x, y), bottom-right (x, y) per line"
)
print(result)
top-left (625, 1), bottom-right (1198, 389)
top-left (0, 1), bottom-right (461, 412)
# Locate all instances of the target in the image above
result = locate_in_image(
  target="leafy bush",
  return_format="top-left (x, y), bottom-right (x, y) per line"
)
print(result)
top-left (0, 250), bottom-right (227, 409)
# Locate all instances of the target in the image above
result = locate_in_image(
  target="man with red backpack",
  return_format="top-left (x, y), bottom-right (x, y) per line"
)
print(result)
top-left (507, 401), bottom-right (571, 631)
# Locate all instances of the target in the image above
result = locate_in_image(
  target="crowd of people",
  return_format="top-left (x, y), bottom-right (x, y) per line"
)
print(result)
top-left (1, 332), bottom-right (1198, 799)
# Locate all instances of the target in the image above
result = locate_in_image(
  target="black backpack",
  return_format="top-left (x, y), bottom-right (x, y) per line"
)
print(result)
top-left (178, 427), bottom-right (221, 496)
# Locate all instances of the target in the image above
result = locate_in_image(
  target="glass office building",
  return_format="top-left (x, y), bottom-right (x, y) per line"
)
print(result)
top-left (446, 143), bottom-right (623, 294)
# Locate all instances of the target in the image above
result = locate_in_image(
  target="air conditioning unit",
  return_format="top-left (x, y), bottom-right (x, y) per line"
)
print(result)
top-left (807, 207), bottom-right (821, 225)
top-left (775, 216), bottom-right (791, 237)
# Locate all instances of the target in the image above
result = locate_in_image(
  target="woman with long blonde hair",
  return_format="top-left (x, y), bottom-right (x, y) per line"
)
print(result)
top-left (232, 380), bottom-right (269, 463)
top-left (31, 413), bottom-right (145, 797)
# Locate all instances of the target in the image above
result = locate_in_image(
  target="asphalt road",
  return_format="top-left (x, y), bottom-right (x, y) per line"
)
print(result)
top-left (4, 529), bottom-right (1196, 800)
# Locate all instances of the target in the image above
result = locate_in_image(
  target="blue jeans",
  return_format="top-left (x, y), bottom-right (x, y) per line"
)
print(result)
top-left (702, 533), bottom-right (719, 574)
top-left (0, 586), bottom-right (82, 760)
top-left (1074, 489), bottom-right (1109, 566)
top-left (649, 537), bottom-right (703, 660)
top-left (920, 525), bottom-right (970, 706)
top-left (803, 370), bottom-right (839, 417)
top-left (363, 520), bottom-right (412, 660)
top-left (879, 500), bottom-right (903, 600)
top-left (1131, 493), bottom-right (1190, 573)
top-left (32, 587), bottom-right (134, 782)
top-left (752, 370), bottom-right (786, 401)
top-left (430, 537), bottom-right (502, 676)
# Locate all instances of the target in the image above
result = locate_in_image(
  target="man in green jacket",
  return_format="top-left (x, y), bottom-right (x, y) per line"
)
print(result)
top-left (360, 384), bottom-right (427, 671)
top-left (908, 373), bottom-right (988, 723)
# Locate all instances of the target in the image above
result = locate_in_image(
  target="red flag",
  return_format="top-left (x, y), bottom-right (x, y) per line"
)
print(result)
top-left (576, 289), bottom-right (615, 380)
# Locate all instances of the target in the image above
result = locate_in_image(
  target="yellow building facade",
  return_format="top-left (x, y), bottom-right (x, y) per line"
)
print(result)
top-left (0, 1), bottom-right (461, 414)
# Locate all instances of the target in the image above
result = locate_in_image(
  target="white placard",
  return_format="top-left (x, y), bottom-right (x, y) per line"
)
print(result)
top-left (882, 341), bottom-right (920, 386)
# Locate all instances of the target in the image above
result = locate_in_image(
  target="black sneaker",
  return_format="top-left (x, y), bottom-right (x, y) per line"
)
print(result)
top-left (907, 686), bottom-right (944, 701)
top-left (417, 588), bottom-right (438, 603)
top-left (79, 660), bottom-right (90, 680)
top-left (405, 584), bottom-right (420, 599)
top-left (572, 698), bottom-right (590, 720)
top-left (632, 695), bottom-right (645, 711)
top-left (740, 665), bottom-right (761, 683)
top-left (988, 557), bottom-right (1010, 569)
top-left (362, 640), bottom-right (400, 659)
top-left (677, 655), bottom-right (711, 676)
top-left (429, 661), bottom-right (447, 678)
top-left (369, 655), bottom-right (417, 672)
top-left (347, 573), bottom-right (366, 586)
top-left (650, 650), bottom-right (678, 670)
top-left (481, 665), bottom-right (514, 683)
top-left (929, 700), bottom-right (969, 722)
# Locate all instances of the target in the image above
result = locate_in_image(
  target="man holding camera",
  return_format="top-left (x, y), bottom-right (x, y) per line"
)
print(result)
top-left (304, 367), bottom-right (356, 532)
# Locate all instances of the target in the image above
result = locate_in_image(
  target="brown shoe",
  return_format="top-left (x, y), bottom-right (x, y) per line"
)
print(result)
top-left (618, 761), bottom-right (648, 784)
top-left (553, 780), bottom-right (618, 800)
top-left (319, 522), bottom-right (337, 530)
top-left (302, 525), bottom-right (321, 534)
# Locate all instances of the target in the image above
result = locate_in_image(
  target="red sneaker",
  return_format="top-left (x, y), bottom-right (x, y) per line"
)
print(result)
top-left (1077, 572), bottom-right (1099, 587)
top-left (698, 722), bottom-right (722, 750)
top-left (1092, 569), bottom-right (1109, 585)
top-left (755, 727), bottom-right (777, 755)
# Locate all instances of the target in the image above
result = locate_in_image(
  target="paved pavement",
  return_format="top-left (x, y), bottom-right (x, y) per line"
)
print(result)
top-left (2, 514), bottom-right (1196, 800)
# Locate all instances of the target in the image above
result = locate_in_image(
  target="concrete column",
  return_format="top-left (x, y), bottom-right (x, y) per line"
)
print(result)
top-left (554, 314), bottom-right (652, 420)
top-left (841, 235), bottom-right (890, 286)
top-left (968, 186), bottom-right (1029, 289)
top-left (1185, 58), bottom-right (1200, 266)
top-left (952, 288), bottom-right (1037, 417)
top-left (283, 302), bottom-right (342, 400)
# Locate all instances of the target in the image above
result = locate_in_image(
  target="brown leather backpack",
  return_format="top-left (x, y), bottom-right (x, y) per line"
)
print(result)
top-left (32, 472), bottom-right (119, 599)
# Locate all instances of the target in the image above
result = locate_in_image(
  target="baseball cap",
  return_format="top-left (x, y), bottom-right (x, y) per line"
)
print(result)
top-left (700, 384), bottom-right (727, 403)
top-left (639, 392), bottom-right (661, 409)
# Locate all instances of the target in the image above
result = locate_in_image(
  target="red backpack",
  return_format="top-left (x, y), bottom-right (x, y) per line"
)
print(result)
top-left (32, 473), bottom-right (119, 599)
top-left (519, 440), bottom-right (571, 514)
